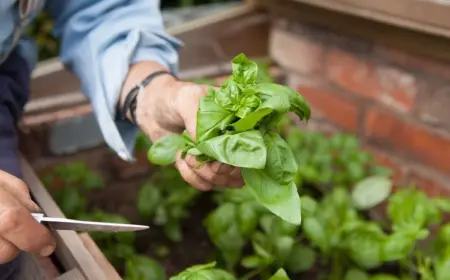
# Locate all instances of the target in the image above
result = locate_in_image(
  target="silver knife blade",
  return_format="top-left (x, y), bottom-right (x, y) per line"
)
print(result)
top-left (32, 213), bottom-right (149, 232)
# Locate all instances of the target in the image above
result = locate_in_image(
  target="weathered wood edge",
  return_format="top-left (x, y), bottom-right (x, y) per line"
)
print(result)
top-left (78, 233), bottom-right (122, 280)
top-left (263, 0), bottom-right (450, 63)
top-left (20, 156), bottom-right (113, 280)
top-left (267, 0), bottom-right (450, 39)
top-left (54, 268), bottom-right (84, 280)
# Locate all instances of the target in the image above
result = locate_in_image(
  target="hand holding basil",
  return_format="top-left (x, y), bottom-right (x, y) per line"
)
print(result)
top-left (147, 53), bottom-right (311, 225)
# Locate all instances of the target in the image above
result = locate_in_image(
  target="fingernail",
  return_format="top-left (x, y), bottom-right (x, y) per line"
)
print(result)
top-left (40, 244), bottom-right (55, 256)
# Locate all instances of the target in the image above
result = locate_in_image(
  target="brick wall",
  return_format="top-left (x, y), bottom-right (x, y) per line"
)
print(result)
top-left (269, 18), bottom-right (450, 196)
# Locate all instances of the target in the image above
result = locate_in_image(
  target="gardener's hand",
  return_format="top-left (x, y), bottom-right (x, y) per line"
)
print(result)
top-left (120, 61), bottom-right (244, 191)
top-left (0, 170), bottom-right (55, 263)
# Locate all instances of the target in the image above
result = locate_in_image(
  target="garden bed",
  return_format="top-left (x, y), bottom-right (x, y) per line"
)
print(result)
top-left (24, 59), bottom-right (450, 280)
top-left (21, 1), bottom-right (450, 279)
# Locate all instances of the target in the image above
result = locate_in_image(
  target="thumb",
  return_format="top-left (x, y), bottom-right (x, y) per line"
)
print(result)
top-left (178, 84), bottom-right (212, 142)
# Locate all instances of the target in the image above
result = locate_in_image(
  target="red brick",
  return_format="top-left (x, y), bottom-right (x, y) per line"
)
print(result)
top-left (270, 28), bottom-right (324, 75)
top-left (295, 83), bottom-right (359, 132)
top-left (364, 108), bottom-right (450, 175)
top-left (408, 169), bottom-right (450, 198)
top-left (326, 48), bottom-right (417, 112)
top-left (364, 146), bottom-right (407, 185)
top-left (416, 82), bottom-right (450, 130)
top-left (375, 46), bottom-right (450, 79)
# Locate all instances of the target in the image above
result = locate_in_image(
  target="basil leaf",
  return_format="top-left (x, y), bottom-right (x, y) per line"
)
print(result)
top-left (231, 92), bottom-right (290, 132)
top-left (387, 189), bottom-right (439, 233)
top-left (124, 255), bottom-right (166, 280)
top-left (197, 95), bottom-right (235, 142)
top-left (205, 204), bottom-right (245, 268)
top-left (344, 269), bottom-right (370, 280)
top-left (370, 275), bottom-right (400, 280)
top-left (241, 255), bottom-right (263, 269)
top-left (232, 53), bottom-right (258, 84)
top-left (196, 131), bottom-right (267, 169)
top-left (170, 261), bottom-right (236, 280)
top-left (268, 268), bottom-right (291, 280)
top-left (137, 183), bottom-right (161, 219)
top-left (236, 94), bottom-right (261, 118)
top-left (302, 217), bottom-right (329, 253)
top-left (286, 243), bottom-right (316, 273)
top-left (215, 81), bottom-right (242, 112)
top-left (237, 202), bottom-right (260, 237)
top-left (242, 168), bottom-right (301, 225)
top-left (263, 132), bottom-right (298, 185)
top-left (381, 232), bottom-right (418, 262)
top-left (434, 251), bottom-right (450, 280)
top-left (352, 176), bottom-right (392, 210)
top-left (342, 223), bottom-right (385, 269)
top-left (147, 134), bottom-right (185, 165)
top-left (254, 83), bottom-right (310, 120)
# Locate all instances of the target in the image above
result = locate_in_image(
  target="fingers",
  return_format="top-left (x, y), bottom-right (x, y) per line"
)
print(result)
top-left (174, 83), bottom-right (245, 190)
top-left (176, 154), bottom-right (245, 190)
top-left (0, 170), bottom-right (41, 213)
top-left (0, 188), bottom-right (55, 256)
top-left (0, 237), bottom-right (19, 264)
top-left (176, 84), bottom-right (209, 141)
top-left (175, 157), bottom-right (213, 191)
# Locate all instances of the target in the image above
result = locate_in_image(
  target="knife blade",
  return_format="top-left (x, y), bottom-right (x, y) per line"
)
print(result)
top-left (32, 213), bottom-right (149, 232)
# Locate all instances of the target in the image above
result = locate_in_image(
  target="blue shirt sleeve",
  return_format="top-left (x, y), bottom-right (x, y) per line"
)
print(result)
top-left (45, 0), bottom-right (183, 161)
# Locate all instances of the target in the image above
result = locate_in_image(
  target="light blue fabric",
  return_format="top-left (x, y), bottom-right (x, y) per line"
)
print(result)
top-left (0, 0), bottom-right (183, 161)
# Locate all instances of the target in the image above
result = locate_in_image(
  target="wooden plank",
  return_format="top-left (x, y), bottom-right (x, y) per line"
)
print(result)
top-left (30, 2), bottom-right (267, 98)
top-left (17, 253), bottom-right (52, 280)
top-left (21, 157), bottom-right (110, 280)
top-left (280, 0), bottom-right (450, 39)
top-left (78, 233), bottom-right (122, 280)
top-left (167, 2), bottom-right (256, 36)
top-left (264, 0), bottom-right (450, 62)
top-left (55, 268), bottom-right (84, 280)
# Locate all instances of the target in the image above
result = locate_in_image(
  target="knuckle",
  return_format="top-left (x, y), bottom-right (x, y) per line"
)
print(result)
top-left (202, 170), bottom-right (218, 182)
top-left (0, 207), bottom-right (23, 232)
top-left (25, 231), bottom-right (52, 253)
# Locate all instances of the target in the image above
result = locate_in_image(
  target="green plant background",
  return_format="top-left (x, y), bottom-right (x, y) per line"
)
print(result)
top-left (26, 0), bottom-right (238, 61)
top-left (40, 55), bottom-right (450, 280)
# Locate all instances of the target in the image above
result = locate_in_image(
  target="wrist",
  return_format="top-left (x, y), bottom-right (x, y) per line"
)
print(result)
top-left (118, 61), bottom-right (181, 127)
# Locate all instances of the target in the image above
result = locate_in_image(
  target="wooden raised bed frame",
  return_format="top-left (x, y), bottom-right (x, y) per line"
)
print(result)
top-left (20, 157), bottom-right (121, 280)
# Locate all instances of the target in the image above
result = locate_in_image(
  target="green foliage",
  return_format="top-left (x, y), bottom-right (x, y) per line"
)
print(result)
top-left (148, 53), bottom-right (311, 225)
top-left (40, 51), bottom-right (450, 280)
top-left (42, 162), bottom-right (164, 280)
top-left (42, 161), bottom-right (103, 218)
top-left (124, 255), bottom-right (167, 280)
top-left (170, 262), bottom-right (235, 280)
top-left (137, 167), bottom-right (201, 242)
top-left (25, 12), bottom-right (60, 61)
top-left (135, 130), bottom-right (152, 152)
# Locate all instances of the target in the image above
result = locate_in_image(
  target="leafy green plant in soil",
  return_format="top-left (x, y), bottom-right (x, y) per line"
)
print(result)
top-left (137, 167), bottom-right (201, 242)
top-left (147, 53), bottom-right (311, 225)
top-left (42, 162), bottom-right (163, 279)
top-left (41, 55), bottom-right (450, 280)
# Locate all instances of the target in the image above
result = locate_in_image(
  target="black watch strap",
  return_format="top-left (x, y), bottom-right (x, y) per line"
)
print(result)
top-left (117, 70), bottom-right (177, 124)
